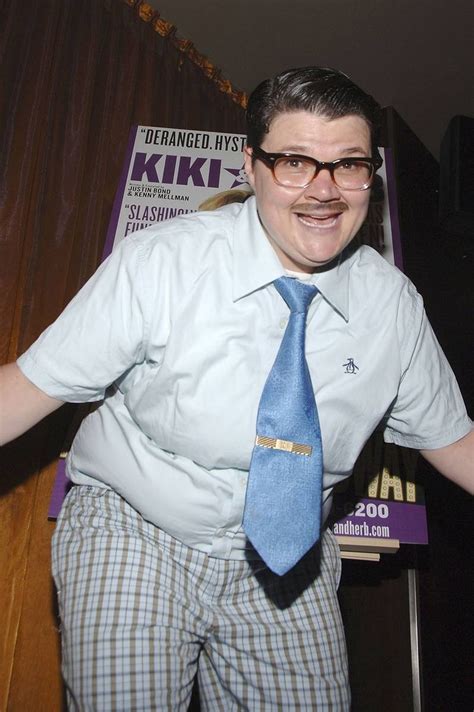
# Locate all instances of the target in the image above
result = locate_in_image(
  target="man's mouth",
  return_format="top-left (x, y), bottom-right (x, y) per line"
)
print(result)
top-left (294, 211), bottom-right (343, 228)
top-left (292, 202), bottom-right (347, 228)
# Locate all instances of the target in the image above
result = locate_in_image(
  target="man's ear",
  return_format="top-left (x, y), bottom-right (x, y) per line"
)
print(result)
top-left (243, 146), bottom-right (256, 190)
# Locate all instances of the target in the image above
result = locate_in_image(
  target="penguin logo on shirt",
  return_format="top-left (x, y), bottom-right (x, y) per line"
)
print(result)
top-left (343, 358), bottom-right (359, 374)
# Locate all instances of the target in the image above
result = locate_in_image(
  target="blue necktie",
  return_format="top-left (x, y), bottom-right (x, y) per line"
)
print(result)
top-left (243, 276), bottom-right (323, 575)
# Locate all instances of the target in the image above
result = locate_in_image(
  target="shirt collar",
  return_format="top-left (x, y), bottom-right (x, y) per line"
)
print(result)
top-left (311, 250), bottom-right (352, 322)
top-left (232, 196), bottom-right (352, 321)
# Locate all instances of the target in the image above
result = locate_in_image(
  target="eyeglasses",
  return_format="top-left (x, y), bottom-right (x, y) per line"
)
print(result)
top-left (252, 146), bottom-right (382, 191)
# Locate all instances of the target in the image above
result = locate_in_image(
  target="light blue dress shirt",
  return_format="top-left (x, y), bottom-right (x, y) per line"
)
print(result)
top-left (18, 197), bottom-right (471, 558)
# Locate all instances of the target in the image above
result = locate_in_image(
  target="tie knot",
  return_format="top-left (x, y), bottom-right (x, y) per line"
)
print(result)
top-left (274, 276), bottom-right (318, 313)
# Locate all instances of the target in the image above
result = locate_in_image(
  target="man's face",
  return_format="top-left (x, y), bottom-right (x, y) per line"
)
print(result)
top-left (244, 110), bottom-right (373, 272)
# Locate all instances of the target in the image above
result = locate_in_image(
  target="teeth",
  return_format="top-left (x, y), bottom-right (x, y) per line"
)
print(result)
top-left (300, 214), bottom-right (337, 219)
top-left (297, 213), bottom-right (338, 227)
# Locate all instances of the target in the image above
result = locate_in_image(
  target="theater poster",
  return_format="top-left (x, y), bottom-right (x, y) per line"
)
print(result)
top-left (49, 130), bottom-right (428, 555)
top-left (103, 125), bottom-right (249, 256)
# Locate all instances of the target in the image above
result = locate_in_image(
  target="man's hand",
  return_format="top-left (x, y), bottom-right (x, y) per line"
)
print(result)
top-left (0, 363), bottom-right (63, 446)
top-left (421, 429), bottom-right (474, 495)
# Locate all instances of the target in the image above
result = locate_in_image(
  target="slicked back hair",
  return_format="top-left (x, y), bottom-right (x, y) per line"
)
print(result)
top-left (246, 66), bottom-right (382, 160)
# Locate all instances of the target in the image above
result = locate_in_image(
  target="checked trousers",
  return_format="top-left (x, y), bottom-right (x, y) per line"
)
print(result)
top-left (52, 485), bottom-right (350, 711)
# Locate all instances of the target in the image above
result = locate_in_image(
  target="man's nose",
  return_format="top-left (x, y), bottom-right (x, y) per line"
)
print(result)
top-left (303, 167), bottom-right (341, 201)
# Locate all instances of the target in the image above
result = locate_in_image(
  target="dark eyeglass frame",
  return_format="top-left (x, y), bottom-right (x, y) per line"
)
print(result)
top-left (251, 145), bottom-right (383, 191)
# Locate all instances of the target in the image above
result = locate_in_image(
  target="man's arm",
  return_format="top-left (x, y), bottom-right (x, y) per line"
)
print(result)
top-left (420, 429), bottom-right (474, 495)
top-left (0, 362), bottom-right (63, 446)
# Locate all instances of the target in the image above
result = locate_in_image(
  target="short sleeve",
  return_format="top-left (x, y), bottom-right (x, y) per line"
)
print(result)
top-left (17, 236), bottom-right (150, 402)
top-left (384, 283), bottom-right (471, 449)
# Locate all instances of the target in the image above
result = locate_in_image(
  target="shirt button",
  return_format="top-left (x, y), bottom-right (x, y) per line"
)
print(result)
top-left (279, 318), bottom-right (288, 329)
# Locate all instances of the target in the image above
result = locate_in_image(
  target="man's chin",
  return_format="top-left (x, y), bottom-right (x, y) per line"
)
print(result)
top-left (284, 253), bottom-right (341, 274)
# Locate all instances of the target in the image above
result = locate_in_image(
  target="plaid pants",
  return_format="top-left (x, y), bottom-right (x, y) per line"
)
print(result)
top-left (52, 486), bottom-right (350, 711)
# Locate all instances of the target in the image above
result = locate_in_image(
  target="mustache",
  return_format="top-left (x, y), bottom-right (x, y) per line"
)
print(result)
top-left (291, 202), bottom-right (348, 216)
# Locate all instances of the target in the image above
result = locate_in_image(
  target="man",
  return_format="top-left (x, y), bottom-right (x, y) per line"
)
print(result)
top-left (1, 67), bottom-right (472, 710)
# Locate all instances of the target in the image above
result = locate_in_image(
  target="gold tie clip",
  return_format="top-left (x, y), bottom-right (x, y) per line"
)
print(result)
top-left (255, 435), bottom-right (312, 456)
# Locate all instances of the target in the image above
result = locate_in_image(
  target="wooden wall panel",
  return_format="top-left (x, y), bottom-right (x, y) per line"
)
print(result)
top-left (7, 467), bottom-right (63, 711)
top-left (0, 413), bottom-right (72, 710)
top-left (0, 474), bottom-right (38, 711)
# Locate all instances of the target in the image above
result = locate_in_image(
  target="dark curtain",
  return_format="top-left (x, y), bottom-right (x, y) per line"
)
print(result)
top-left (0, 1), bottom-right (245, 707)
top-left (0, 0), bottom-right (246, 361)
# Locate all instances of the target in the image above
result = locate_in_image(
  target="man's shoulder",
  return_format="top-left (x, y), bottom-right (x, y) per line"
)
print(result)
top-left (120, 202), bottom-right (243, 268)
top-left (346, 245), bottom-right (421, 314)
top-left (132, 202), bottom-right (242, 246)
top-left (352, 245), bottom-right (409, 285)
